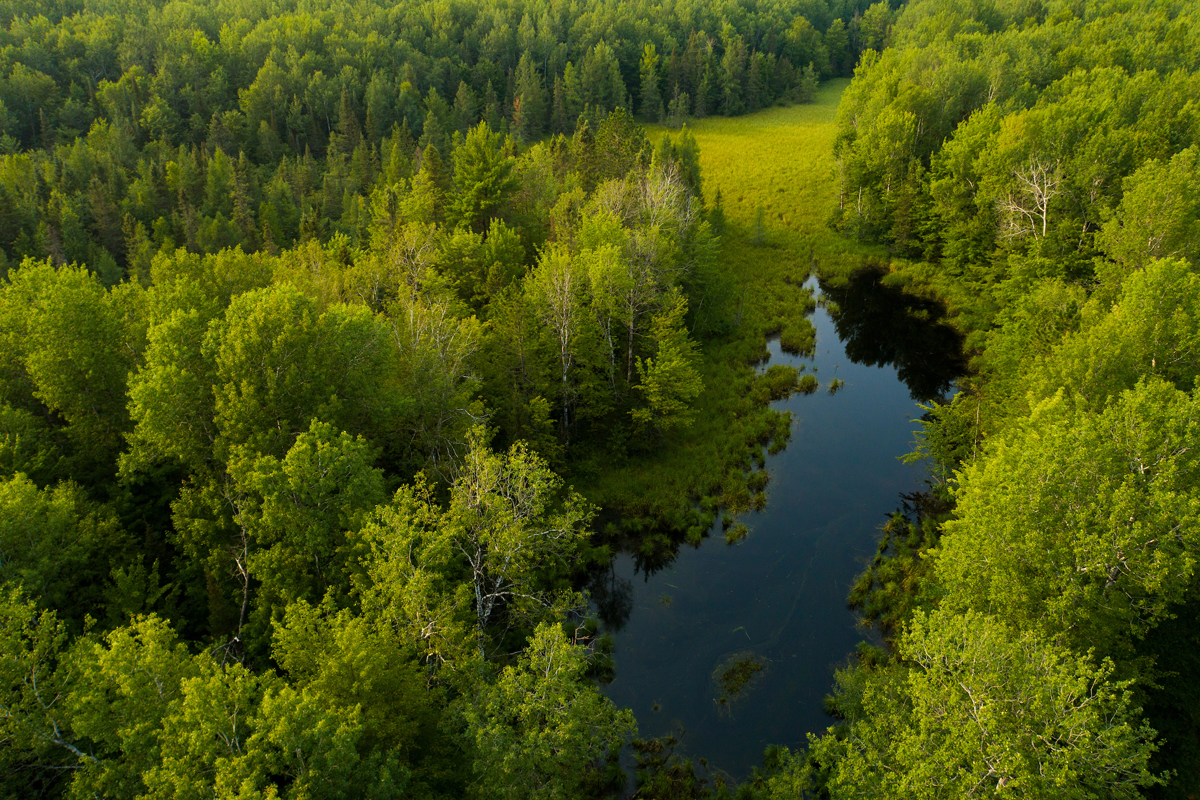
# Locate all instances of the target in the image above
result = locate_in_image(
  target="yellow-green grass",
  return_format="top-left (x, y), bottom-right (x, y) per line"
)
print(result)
top-left (686, 79), bottom-right (884, 272)
top-left (575, 80), bottom-right (888, 548)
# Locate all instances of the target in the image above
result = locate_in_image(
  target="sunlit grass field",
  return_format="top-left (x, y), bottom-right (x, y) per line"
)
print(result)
top-left (693, 80), bottom-right (846, 235)
top-left (576, 80), bottom-right (885, 554)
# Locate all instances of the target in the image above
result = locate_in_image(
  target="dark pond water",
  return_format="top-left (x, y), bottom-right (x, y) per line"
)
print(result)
top-left (597, 269), bottom-right (965, 779)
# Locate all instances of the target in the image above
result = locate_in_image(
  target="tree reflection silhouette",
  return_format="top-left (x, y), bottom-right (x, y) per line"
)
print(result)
top-left (819, 266), bottom-right (966, 403)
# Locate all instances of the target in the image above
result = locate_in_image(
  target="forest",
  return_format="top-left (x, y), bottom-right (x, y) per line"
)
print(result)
top-left (0, 0), bottom-right (871, 795)
top-left (1, 0), bottom-right (1199, 796)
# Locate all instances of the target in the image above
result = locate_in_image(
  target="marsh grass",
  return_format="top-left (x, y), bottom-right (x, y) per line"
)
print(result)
top-left (779, 321), bottom-right (816, 356)
top-left (720, 656), bottom-right (765, 696)
top-left (713, 652), bottom-right (768, 712)
top-left (577, 81), bottom-right (884, 543)
top-left (759, 364), bottom-right (801, 400)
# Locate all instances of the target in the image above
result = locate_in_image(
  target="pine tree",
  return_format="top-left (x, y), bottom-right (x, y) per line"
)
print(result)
top-left (513, 52), bottom-right (547, 142)
top-left (551, 75), bottom-right (567, 134)
top-left (453, 80), bottom-right (477, 134)
top-left (331, 87), bottom-right (361, 157)
top-left (632, 291), bottom-right (704, 434)
top-left (639, 43), bottom-right (662, 122)
top-left (798, 62), bottom-right (819, 103)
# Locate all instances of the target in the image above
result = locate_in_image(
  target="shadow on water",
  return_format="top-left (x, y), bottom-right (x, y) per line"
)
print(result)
top-left (819, 266), bottom-right (967, 403)
top-left (587, 562), bottom-right (635, 634)
top-left (596, 269), bottom-right (966, 781)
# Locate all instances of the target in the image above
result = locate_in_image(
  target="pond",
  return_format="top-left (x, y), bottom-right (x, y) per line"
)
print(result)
top-left (596, 268), bottom-right (966, 779)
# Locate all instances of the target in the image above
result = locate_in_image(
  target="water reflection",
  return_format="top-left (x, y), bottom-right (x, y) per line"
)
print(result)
top-left (586, 562), bottom-right (635, 633)
top-left (599, 271), bottom-right (966, 779)
top-left (819, 266), bottom-right (966, 402)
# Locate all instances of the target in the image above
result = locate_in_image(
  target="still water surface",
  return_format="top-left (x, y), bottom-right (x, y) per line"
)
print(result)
top-left (599, 270), bottom-right (965, 779)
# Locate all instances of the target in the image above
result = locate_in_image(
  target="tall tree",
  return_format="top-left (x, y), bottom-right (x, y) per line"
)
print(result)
top-left (463, 622), bottom-right (637, 800)
top-left (447, 122), bottom-right (518, 233)
top-left (788, 609), bottom-right (1164, 799)
top-left (639, 43), bottom-right (663, 122)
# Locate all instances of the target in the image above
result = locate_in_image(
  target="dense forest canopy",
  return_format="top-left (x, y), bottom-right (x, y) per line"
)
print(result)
top-left (0, 0), bottom-right (874, 795)
top-left (4, 0), bottom-right (1200, 796)
top-left (0, 0), bottom-right (870, 279)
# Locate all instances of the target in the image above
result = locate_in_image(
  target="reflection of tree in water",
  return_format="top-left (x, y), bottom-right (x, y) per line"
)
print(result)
top-left (819, 267), bottom-right (967, 403)
top-left (586, 562), bottom-right (634, 632)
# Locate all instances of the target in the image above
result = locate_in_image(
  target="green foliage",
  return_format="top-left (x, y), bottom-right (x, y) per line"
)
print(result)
top-left (461, 622), bottom-right (636, 800)
top-left (0, 590), bottom-right (77, 796)
top-left (1096, 147), bottom-right (1200, 278)
top-left (0, 0), bottom-right (865, 277)
top-left (0, 259), bottom-right (140, 480)
top-left (831, 0), bottom-right (1200, 296)
top-left (358, 430), bottom-right (594, 666)
top-left (797, 609), bottom-right (1163, 799)
top-left (64, 615), bottom-right (200, 798)
top-left (0, 1), bottom-right (903, 796)
top-left (0, 474), bottom-right (126, 625)
top-left (632, 290), bottom-right (704, 434)
top-left (145, 659), bottom-right (403, 798)
top-left (1031, 258), bottom-right (1200, 411)
top-left (757, 365), bottom-right (800, 401)
top-left (0, 403), bottom-right (62, 483)
top-left (271, 600), bottom-right (443, 779)
top-left (821, 3), bottom-right (1200, 793)
top-left (228, 420), bottom-right (385, 641)
top-left (448, 123), bottom-right (518, 233)
top-left (205, 284), bottom-right (401, 458)
top-left (357, 478), bottom-right (478, 674)
top-left (937, 379), bottom-right (1200, 660)
top-left (847, 492), bottom-right (948, 637)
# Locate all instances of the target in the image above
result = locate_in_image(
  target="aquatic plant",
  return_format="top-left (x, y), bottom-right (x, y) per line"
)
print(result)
top-left (720, 656), bottom-right (766, 697)
top-left (759, 364), bottom-right (801, 400)
top-left (725, 523), bottom-right (749, 545)
top-left (712, 652), bottom-right (768, 711)
top-left (780, 320), bottom-right (816, 355)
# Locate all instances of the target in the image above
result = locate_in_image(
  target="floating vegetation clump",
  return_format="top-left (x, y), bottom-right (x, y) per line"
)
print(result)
top-left (713, 652), bottom-right (768, 713)
top-left (759, 364), bottom-right (801, 400)
top-left (725, 523), bottom-right (750, 545)
top-left (797, 374), bottom-right (819, 394)
top-left (828, 377), bottom-right (845, 394)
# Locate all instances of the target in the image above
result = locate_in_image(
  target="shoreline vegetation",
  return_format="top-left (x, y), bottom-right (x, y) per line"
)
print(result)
top-left (580, 78), bottom-right (897, 563)
top-left (756, 0), bottom-right (1200, 797)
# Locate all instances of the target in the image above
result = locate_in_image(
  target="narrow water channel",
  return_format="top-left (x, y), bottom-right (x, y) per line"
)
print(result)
top-left (598, 269), bottom-right (965, 779)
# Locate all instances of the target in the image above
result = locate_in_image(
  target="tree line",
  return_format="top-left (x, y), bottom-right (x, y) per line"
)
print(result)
top-left (0, 0), bottom-right (884, 282)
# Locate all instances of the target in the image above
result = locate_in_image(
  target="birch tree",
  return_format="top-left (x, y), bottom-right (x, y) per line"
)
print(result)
top-left (809, 609), bottom-right (1164, 799)
top-left (528, 246), bottom-right (584, 441)
top-left (446, 430), bottom-right (593, 658)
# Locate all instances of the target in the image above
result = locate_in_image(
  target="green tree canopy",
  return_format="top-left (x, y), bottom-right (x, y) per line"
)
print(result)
top-left (796, 609), bottom-right (1163, 799)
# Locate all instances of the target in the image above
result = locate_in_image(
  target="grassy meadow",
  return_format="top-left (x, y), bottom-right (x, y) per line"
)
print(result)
top-left (577, 79), bottom-right (887, 555)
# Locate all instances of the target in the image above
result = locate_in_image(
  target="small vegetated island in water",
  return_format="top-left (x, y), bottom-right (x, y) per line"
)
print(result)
top-left (1, 0), bottom-right (1199, 797)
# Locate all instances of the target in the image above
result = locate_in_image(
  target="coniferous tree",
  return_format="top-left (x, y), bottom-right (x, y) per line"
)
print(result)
top-left (513, 52), bottom-right (547, 142)
top-left (639, 43), bottom-right (662, 122)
